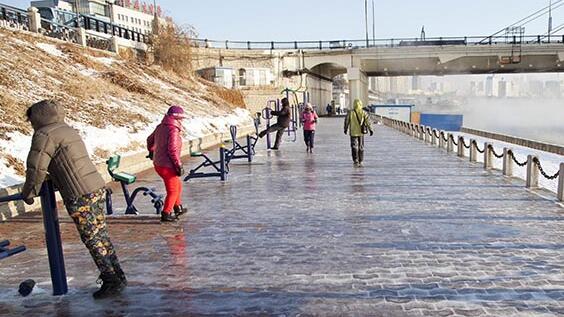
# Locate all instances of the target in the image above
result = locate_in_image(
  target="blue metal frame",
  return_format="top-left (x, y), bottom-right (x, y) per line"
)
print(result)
top-left (184, 147), bottom-right (228, 182)
top-left (225, 125), bottom-right (256, 163)
top-left (0, 240), bottom-right (26, 260)
top-left (0, 180), bottom-right (68, 296)
top-left (105, 157), bottom-right (164, 216)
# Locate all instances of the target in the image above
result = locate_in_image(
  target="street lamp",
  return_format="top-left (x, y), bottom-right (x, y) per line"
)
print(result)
top-left (364, 0), bottom-right (369, 47)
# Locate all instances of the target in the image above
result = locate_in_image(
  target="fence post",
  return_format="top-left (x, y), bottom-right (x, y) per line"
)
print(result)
top-left (77, 27), bottom-right (87, 47)
top-left (457, 136), bottom-right (465, 157)
top-left (424, 127), bottom-right (430, 143)
top-left (469, 139), bottom-right (478, 162)
top-left (439, 131), bottom-right (445, 149)
top-left (419, 126), bottom-right (425, 141)
top-left (484, 142), bottom-right (493, 169)
top-left (503, 148), bottom-right (513, 176)
top-left (558, 163), bottom-right (564, 202)
top-left (431, 129), bottom-right (437, 146)
top-left (447, 133), bottom-right (453, 152)
top-left (40, 180), bottom-right (68, 296)
top-left (27, 7), bottom-right (41, 33)
top-left (526, 155), bottom-right (539, 188)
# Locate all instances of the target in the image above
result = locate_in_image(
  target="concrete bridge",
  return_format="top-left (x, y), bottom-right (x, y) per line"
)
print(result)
top-left (1, 118), bottom-right (563, 316)
top-left (286, 40), bottom-right (564, 107)
top-left (193, 36), bottom-right (564, 112)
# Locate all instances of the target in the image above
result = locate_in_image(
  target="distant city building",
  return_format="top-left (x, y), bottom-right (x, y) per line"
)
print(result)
top-left (485, 76), bottom-right (494, 97)
top-left (31, 0), bottom-right (162, 35)
top-left (498, 79), bottom-right (507, 98)
top-left (545, 80), bottom-right (562, 98)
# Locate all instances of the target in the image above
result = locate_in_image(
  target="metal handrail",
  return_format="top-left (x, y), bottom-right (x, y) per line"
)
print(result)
top-left (0, 181), bottom-right (68, 296)
top-left (192, 34), bottom-right (564, 50)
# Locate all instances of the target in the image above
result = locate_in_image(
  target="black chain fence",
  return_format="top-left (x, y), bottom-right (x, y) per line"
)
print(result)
top-left (488, 145), bottom-right (505, 159)
top-left (508, 150), bottom-right (528, 167)
top-left (533, 157), bottom-right (560, 180)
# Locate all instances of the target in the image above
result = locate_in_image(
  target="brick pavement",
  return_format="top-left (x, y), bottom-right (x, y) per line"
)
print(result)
top-left (0, 118), bottom-right (563, 316)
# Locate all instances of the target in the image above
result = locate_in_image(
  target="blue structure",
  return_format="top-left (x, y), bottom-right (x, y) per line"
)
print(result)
top-left (105, 155), bottom-right (164, 215)
top-left (0, 240), bottom-right (25, 260)
top-left (0, 181), bottom-right (68, 296)
top-left (420, 113), bottom-right (464, 131)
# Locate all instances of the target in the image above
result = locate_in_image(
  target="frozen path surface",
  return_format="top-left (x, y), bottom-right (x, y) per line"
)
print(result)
top-left (1, 118), bottom-right (563, 316)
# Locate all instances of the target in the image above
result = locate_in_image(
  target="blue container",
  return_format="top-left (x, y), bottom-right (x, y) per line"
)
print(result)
top-left (420, 114), bottom-right (463, 131)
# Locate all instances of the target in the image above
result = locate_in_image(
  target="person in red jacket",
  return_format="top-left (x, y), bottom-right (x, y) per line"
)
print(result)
top-left (147, 106), bottom-right (187, 222)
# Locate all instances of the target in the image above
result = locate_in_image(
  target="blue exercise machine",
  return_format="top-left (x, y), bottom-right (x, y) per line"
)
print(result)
top-left (0, 181), bottom-right (68, 296)
top-left (184, 146), bottom-right (228, 182)
top-left (225, 125), bottom-right (258, 163)
top-left (0, 239), bottom-right (26, 260)
top-left (105, 155), bottom-right (164, 215)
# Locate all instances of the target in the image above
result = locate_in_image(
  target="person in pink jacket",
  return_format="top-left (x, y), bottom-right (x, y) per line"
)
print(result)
top-left (147, 106), bottom-right (187, 222)
top-left (301, 104), bottom-right (318, 153)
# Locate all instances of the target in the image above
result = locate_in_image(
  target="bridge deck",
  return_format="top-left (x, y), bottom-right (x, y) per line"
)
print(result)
top-left (0, 118), bottom-right (563, 316)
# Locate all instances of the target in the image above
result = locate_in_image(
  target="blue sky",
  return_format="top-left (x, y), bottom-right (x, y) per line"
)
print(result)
top-left (4, 0), bottom-right (560, 40)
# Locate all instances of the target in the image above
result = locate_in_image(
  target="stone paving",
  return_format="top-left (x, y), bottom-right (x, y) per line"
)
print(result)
top-left (0, 118), bottom-right (563, 316)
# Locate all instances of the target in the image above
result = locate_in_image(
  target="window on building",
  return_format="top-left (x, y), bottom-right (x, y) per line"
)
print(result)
top-left (239, 69), bottom-right (246, 86)
top-left (89, 2), bottom-right (107, 16)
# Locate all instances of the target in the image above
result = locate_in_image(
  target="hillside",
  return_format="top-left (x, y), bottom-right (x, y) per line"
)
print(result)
top-left (0, 27), bottom-right (252, 188)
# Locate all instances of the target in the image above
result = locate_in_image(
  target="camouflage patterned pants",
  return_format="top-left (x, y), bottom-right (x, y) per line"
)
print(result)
top-left (65, 188), bottom-right (122, 276)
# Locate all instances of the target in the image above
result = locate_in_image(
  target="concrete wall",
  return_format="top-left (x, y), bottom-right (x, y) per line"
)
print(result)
top-left (461, 127), bottom-right (564, 156)
top-left (0, 124), bottom-right (255, 221)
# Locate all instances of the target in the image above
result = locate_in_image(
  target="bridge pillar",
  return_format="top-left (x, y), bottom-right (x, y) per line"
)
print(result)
top-left (347, 68), bottom-right (369, 107)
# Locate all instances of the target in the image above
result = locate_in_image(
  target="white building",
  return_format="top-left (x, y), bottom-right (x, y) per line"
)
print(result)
top-left (112, 0), bottom-right (161, 35)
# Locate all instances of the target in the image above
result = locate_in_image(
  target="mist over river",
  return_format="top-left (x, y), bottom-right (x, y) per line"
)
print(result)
top-left (461, 97), bottom-right (564, 146)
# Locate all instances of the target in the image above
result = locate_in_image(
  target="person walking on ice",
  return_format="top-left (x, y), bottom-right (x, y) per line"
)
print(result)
top-left (301, 103), bottom-right (318, 153)
top-left (147, 106), bottom-right (188, 223)
top-left (344, 99), bottom-right (373, 167)
top-left (21, 100), bottom-right (126, 299)
top-left (258, 97), bottom-right (291, 150)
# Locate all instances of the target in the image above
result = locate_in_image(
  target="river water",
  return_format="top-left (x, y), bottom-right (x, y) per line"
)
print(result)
top-left (460, 98), bottom-right (564, 146)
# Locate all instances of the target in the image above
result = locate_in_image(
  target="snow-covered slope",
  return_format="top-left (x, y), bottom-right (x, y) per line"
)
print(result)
top-left (0, 28), bottom-right (252, 188)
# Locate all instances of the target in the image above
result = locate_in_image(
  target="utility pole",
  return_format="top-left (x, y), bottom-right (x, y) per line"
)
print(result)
top-left (364, 0), bottom-right (369, 47)
top-left (372, 0), bottom-right (376, 45)
top-left (152, 0), bottom-right (159, 34)
top-left (548, 0), bottom-right (553, 41)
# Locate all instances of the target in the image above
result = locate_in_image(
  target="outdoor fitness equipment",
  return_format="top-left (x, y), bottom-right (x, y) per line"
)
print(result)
top-left (0, 239), bottom-right (26, 260)
top-left (0, 181), bottom-right (67, 295)
top-left (261, 100), bottom-right (277, 149)
top-left (105, 155), bottom-right (164, 215)
top-left (184, 146), bottom-right (228, 182)
top-left (225, 125), bottom-right (257, 163)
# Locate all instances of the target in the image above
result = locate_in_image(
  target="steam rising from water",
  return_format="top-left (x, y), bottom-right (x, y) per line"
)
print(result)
top-left (462, 98), bottom-right (564, 146)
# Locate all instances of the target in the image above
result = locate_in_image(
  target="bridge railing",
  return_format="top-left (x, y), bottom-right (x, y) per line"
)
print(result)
top-left (0, 2), bottom-right (148, 52)
top-left (0, 180), bottom-right (68, 296)
top-left (0, 3), bottom-right (29, 31)
top-left (191, 34), bottom-right (564, 50)
top-left (372, 114), bottom-right (564, 203)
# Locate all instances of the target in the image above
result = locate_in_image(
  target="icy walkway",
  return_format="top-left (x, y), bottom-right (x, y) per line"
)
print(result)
top-left (0, 118), bottom-right (563, 316)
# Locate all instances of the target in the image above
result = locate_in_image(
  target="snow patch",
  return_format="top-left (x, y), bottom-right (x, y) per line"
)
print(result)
top-left (36, 43), bottom-right (65, 57)
top-left (93, 56), bottom-right (116, 66)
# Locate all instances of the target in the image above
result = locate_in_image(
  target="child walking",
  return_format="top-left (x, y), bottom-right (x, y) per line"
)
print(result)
top-left (301, 104), bottom-right (318, 153)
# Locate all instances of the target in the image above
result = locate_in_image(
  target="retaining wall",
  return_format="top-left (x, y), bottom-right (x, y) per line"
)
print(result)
top-left (0, 124), bottom-right (255, 221)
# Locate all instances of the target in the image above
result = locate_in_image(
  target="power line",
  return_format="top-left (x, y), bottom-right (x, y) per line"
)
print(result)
top-left (481, 0), bottom-right (564, 42)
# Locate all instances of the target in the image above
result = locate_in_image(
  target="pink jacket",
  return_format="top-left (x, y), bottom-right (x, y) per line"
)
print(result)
top-left (301, 111), bottom-right (318, 131)
top-left (147, 115), bottom-right (183, 170)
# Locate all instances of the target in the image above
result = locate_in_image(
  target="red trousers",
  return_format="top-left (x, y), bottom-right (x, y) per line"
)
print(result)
top-left (155, 166), bottom-right (182, 214)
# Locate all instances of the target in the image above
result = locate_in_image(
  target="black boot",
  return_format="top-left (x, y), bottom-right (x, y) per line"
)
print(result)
top-left (174, 205), bottom-right (187, 217)
top-left (93, 273), bottom-right (126, 299)
top-left (112, 261), bottom-right (127, 286)
top-left (161, 212), bottom-right (178, 222)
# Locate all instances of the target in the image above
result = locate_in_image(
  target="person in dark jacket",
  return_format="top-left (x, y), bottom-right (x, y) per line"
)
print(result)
top-left (258, 97), bottom-right (291, 150)
top-left (21, 100), bottom-right (125, 299)
top-left (147, 106), bottom-right (187, 222)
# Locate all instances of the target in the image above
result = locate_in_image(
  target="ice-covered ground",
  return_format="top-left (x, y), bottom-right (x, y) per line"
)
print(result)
top-left (450, 131), bottom-right (563, 194)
